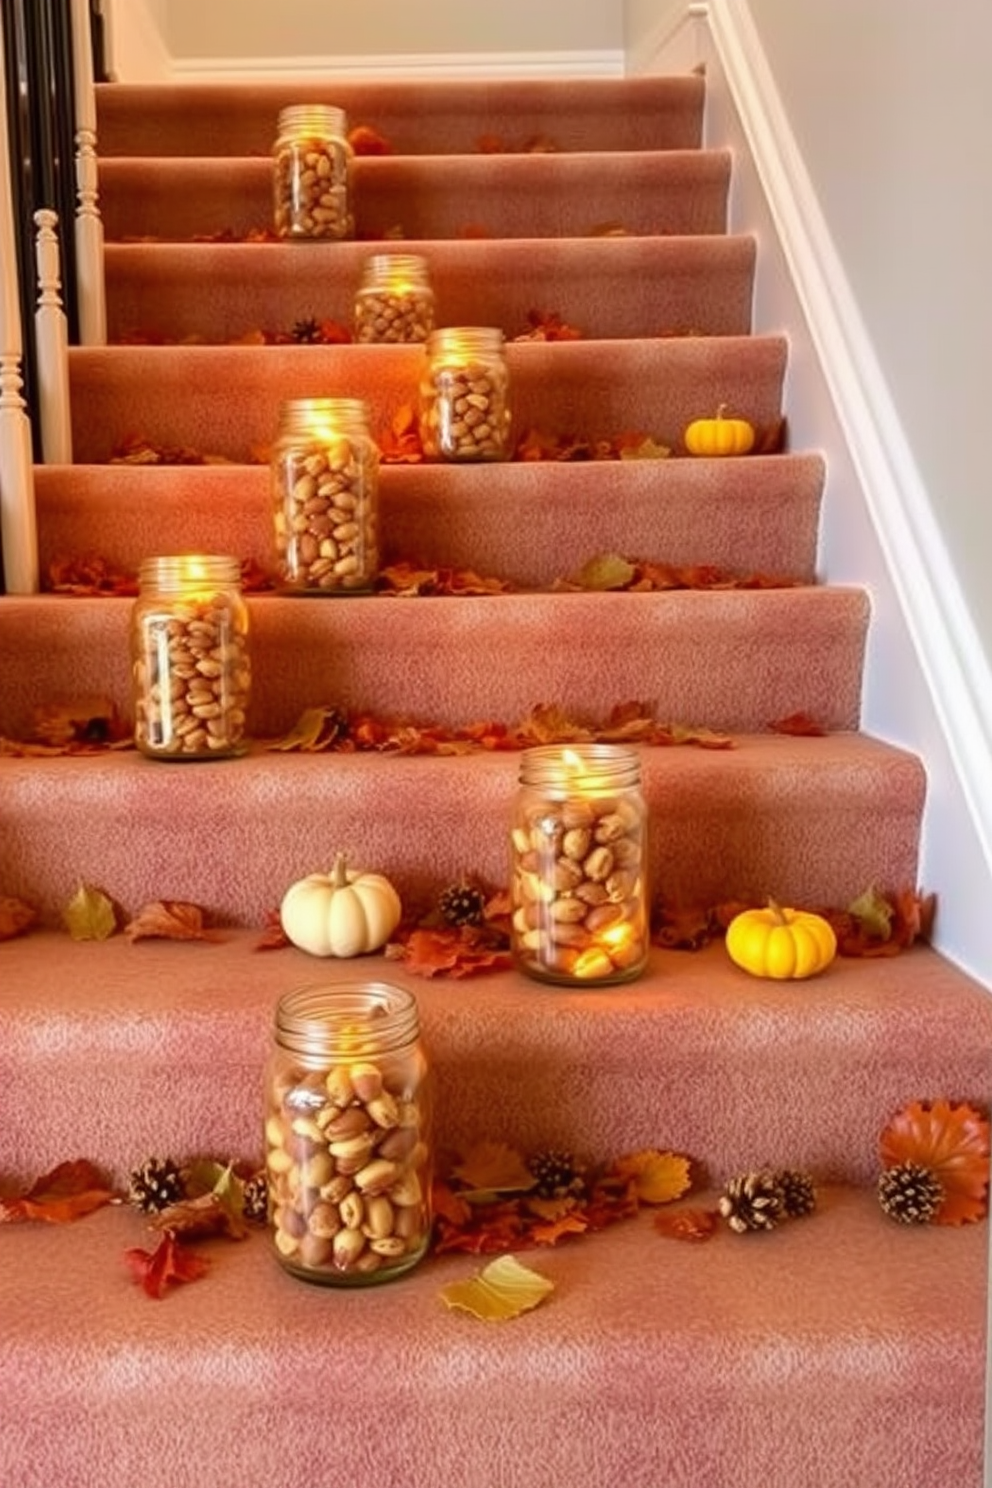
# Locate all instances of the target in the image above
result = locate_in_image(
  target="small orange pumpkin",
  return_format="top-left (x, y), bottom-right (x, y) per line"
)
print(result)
top-left (684, 405), bottom-right (756, 457)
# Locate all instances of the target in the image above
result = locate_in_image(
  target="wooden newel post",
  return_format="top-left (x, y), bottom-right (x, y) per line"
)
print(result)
top-left (34, 207), bottom-right (73, 463)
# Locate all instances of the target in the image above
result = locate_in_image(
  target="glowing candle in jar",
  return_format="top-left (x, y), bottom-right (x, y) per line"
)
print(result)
top-left (510, 743), bottom-right (649, 987)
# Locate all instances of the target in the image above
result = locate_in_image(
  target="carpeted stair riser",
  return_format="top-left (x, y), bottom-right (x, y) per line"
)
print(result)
top-left (1, 938), bottom-right (987, 1186)
top-left (66, 337), bottom-right (786, 463)
top-left (104, 235), bottom-right (757, 344)
top-left (0, 738), bottom-right (923, 925)
top-left (33, 456), bottom-right (825, 586)
top-left (95, 76), bottom-right (706, 157)
top-left (97, 151), bottom-right (731, 243)
top-left (0, 588), bottom-right (867, 739)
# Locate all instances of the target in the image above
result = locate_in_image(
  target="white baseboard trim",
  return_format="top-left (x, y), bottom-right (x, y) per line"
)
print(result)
top-left (169, 49), bottom-right (626, 82)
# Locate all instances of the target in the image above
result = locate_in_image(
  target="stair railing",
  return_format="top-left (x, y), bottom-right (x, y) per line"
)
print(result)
top-left (70, 0), bottom-right (105, 344)
top-left (0, 16), bottom-right (39, 595)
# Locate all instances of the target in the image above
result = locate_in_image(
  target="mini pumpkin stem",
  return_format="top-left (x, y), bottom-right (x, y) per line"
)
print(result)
top-left (716, 401), bottom-right (728, 419)
top-left (766, 897), bottom-right (789, 925)
top-left (330, 852), bottom-right (351, 887)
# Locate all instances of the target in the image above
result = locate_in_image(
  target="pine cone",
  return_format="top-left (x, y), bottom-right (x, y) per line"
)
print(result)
top-left (438, 881), bottom-right (486, 928)
top-left (127, 1156), bottom-right (186, 1213)
top-left (718, 1170), bottom-right (785, 1232)
top-left (242, 1170), bottom-right (269, 1224)
top-left (772, 1168), bottom-right (817, 1218)
top-left (527, 1149), bottom-right (586, 1200)
top-left (291, 316), bottom-right (321, 343)
top-left (877, 1161), bottom-right (945, 1224)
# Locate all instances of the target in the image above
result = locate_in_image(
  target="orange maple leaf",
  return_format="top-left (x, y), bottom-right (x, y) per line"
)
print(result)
top-left (880, 1099), bottom-right (990, 1225)
top-left (609, 1150), bottom-right (693, 1205)
top-left (531, 1213), bottom-right (588, 1245)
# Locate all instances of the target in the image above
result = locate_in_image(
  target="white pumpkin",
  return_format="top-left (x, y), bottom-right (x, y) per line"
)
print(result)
top-left (280, 854), bottom-right (402, 958)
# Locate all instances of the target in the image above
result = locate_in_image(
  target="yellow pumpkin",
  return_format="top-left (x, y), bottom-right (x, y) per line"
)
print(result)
top-left (684, 405), bottom-right (756, 457)
top-left (725, 900), bottom-right (837, 980)
top-left (280, 854), bottom-right (402, 958)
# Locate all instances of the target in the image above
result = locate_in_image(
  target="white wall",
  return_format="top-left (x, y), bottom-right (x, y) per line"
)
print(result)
top-left (160, 0), bottom-right (621, 66)
top-left (729, 0), bottom-right (992, 677)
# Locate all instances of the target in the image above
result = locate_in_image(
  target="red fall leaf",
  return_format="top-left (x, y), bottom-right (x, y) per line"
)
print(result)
top-left (123, 901), bottom-right (223, 944)
top-left (123, 1232), bottom-right (210, 1299)
top-left (654, 1207), bottom-right (720, 1241)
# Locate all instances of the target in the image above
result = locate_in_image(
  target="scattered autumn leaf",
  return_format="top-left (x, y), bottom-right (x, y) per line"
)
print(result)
top-left (123, 901), bottom-right (222, 944)
top-left (513, 309), bottom-right (582, 342)
top-left (0, 896), bottom-right (38, 941)
top-left (619, 436), bottom-right (672, 460)
top-left (349, 123), bottom-right (392, 155)
top-left (880, 1099), bottom-right (990, 1226)
top-left (769, 712), bottom-right (827, 737)
top-left (529, 1212), bottom-right (589, 1246)
top-left (124, 1232), bottom-right (210, 1299)
top-left (148, 1190), bottom-right (249, 1241)
top-left (392, 925), bottom-right (513, 978)
top-left (62, 883), bottom-right (117, 942)
top-left (255, 908), bottom-right (291, 950)
top-left (451, 1142), bottom-right (538, 1197)
top-left (0, 1159), bottom-right (117, 1224)
top-left (608, 1150), bottom-right (693, 1206)
top-left (654, 1206), bottom-right (719, 1241)
top-left (573, 554), bottom-right (637, 591)
top-left (440, 1255), bottom-right (554, 1322)
top-left (378, 404), bottom-right (424, 464)
top-left (848, 886), bottom-right (894, 942)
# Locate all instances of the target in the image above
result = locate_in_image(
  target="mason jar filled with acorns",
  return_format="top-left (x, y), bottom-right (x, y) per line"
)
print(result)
top-left (264, 980), bottom-right (433, 1286)
top-left (510, 743), bottom-right (649, 985)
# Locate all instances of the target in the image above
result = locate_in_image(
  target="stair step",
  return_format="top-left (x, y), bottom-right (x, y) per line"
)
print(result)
top-left (0, 734), bottom-right (922, 923)
top-left (0, 587), bottom-right (867, 740)
top-left (34, 455), bottom-right (825, 587)
top-left (98, 150), bottom-right (731, 243)
top-left (95, 75), bottom-right (706, 157)
top-left (66, 336), bottom-right (788, 463)
top-left (105, 234), bottom-right (757, 344)
top-left (0, 935), bottom-right (987, 1183)
top-left (0, 1182), bottom-right (985, 1487)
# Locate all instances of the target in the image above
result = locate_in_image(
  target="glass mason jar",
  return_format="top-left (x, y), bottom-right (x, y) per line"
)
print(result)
top-left (353, 253), bottom-right (435, 344)
top-left (271, 397), bottom-right (380, 594)
top-left (418, 326), bottom-right (511, 462)
top-left (131, 554), bottom-right (251, 760)
top-left (265, 981), bottom-right (433, 1287)
top-left (511, 744), bottom-right (649, 986)
top-left (273, 104), bottom-right (353, 241)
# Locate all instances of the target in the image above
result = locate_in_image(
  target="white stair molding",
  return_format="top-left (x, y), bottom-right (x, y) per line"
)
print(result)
top-left (33, 209), bottom-right (73, 465)
top-left (0, 18), bottom-right (38, 594)
top-left (71, 0), bottom-right (106, 344)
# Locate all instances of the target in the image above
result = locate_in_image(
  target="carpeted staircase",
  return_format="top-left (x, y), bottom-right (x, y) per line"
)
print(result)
top-left (1, 71), bottom-right (990, 1488)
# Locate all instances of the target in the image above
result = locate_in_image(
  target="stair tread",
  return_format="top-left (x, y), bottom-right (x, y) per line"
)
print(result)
top-left (0, 1189), bottom-right (983, 1487)
top-left (0, 933), bottom-right (987, 1185)
top-left (103, 233), bottom-right (757, 343)
top-left (33, 454), bottom-right (825, 585)
top-left (0, 734), bottom-right (923, 925)
top-left (98, 150), bottom-right (731, 242)
top-left (66, 335), bottom-right (788, 461)
top-left (95, 74), bottom-right (706, 157)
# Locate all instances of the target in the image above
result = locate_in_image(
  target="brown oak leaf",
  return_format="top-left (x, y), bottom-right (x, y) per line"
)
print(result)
top-left (394, 926), bottom-right (512, 979)
top-left (123, 901), bottom-right (222, 943)
top-left (148, 1191), bottom-right (248, 1241)
top-left (0, 1159), bottom-right (117, 1224)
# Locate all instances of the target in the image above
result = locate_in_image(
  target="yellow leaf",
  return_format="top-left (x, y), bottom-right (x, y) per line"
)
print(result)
top-left (575, 554), bottom-right (636, 591)
top-left (265, 707), bottom-right (338, 752)
top-left (440, 1255), bottom-right (554, 1321)
top-left (611, 1149), bottom-right (692, 1205)
top-left (450, 1141), bottom-right (536, 1196)
top-left (848, 885), bottom-right (894, 941)
top-left (62, 883), bottom-right (117, 942)
top-left (619, 437), bottom-right (671, 461)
